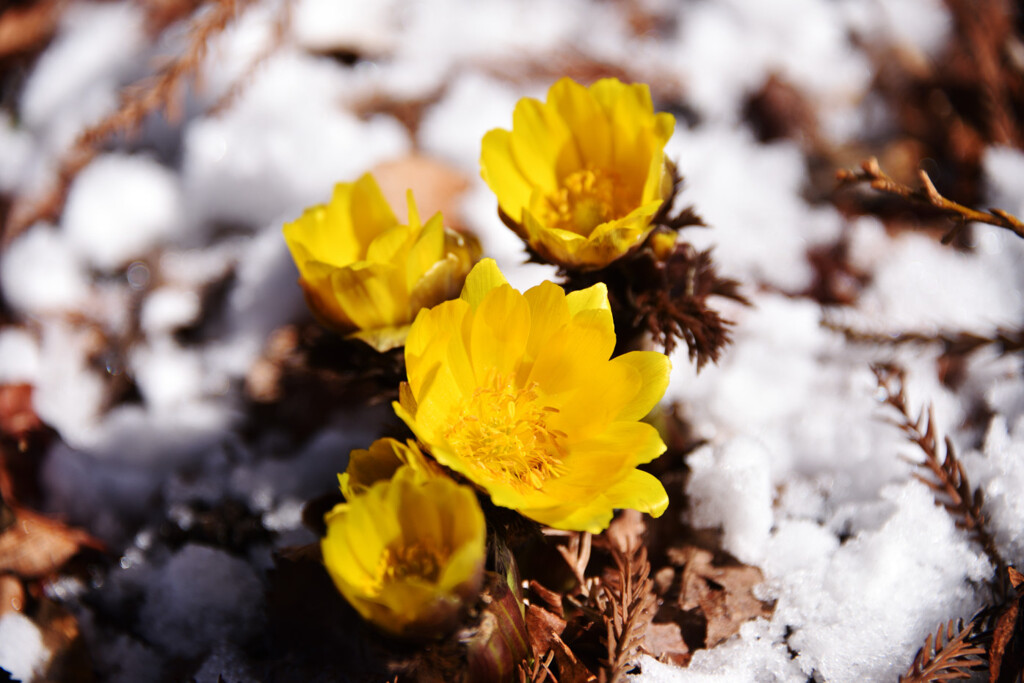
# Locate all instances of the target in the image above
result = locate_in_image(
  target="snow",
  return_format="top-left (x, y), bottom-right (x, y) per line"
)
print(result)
top-left (1, 0), bottom-right (1021, 680)
top-left (139, 544), bottom-right (264, 659)
top-left (63, 154), bottom-right (184, 271)
top-left (1, 225), bottom-right (91, 314)
top-left (0, 613), bottom-right (50, 682)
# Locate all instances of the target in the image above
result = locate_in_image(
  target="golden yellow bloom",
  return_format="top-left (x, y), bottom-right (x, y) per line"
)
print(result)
top-left (321, 466), bottom-right (486, 638)
top-left (283, 173), bottom-right (480, 351)
top-left (395, 259), bottom-right (670, 533)
top-left (339, 437), bottom-right (442, 500)
top-left (480, 78), bottom-right (675, 269)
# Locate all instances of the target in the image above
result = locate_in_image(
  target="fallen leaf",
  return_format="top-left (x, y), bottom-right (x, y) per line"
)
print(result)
top-left (674, 546), bottom-right (774, 648)
top-left (0, 574), bottom-right (24, 615)
top-left (0, 507), bottom-right (102, 578)
top-left (372, 155), bottom-right (471, 230)
top-left (644, 621), bottom-right (690, 666)
top-left (526, 603), bottom-right (567, 657)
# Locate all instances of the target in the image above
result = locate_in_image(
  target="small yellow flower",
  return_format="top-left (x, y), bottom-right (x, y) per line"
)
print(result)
top-left (395, 259), bottom-right (670, 533)
top-left (321, 466), bottom-right (486, 638)
top-left (283, 173), bottom-right (480, 351)
top-left (339, 437), bottom-right (442, 500)
top-left (480, 78), bottom-right (675, 270)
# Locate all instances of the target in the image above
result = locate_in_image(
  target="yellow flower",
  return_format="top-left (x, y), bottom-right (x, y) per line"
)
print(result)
top-left (395, 259), bottom-right (670, 533)
top-left (283, 173), bottom-right (480, 351)
top-left (321, 466), bottom-right (486, 638)
top-left (480, 78), bottom-right (675, 270)
top-left (339, 437), bottom-right (442, 500)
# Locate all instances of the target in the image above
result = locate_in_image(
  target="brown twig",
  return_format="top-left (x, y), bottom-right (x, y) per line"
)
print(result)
top-left (837, 157), bottom-right (1024, 243)
top-left (873, 364), bottom-right (1006, 575)
top-left (899, 619), bottom-right (986, 682)
top-left (825, 320), bottom-right (1024, 358)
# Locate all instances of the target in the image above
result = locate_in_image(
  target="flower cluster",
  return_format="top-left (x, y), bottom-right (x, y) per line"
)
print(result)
top-left (285, 77), bottom-right (685, 642)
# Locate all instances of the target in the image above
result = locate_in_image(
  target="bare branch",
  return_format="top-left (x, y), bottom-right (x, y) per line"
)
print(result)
top-left (837, 157), bottom-right (1024, 243)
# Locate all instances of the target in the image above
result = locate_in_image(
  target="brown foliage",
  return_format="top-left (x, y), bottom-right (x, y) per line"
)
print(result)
top-left (899, 619), bottom-right (986, 682)
top-left (873, 364), bottom-right (1005, 574)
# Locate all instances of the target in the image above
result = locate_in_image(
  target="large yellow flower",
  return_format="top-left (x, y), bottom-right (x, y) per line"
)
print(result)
top-left (480, 78), bottom-right (675, 270)
top-left (395, 259), bottom-right (670, 533)
top-left (321, 466), bottom-right (486, 638)
top-left (283, 173), bottom-right (480, 351)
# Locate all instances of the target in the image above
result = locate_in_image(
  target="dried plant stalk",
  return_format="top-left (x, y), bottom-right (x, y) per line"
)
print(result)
top-left (837, 157), bottom-right (1024, 243)
top-left (599, 539), bottom-right (657, 683)
top-left (899, 619), bottom-right (986, 682)
top-left (873, 364), bottom-right (1006, 573)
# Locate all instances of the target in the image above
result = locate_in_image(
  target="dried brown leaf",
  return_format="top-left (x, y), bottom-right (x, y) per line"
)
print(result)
top-left (0, 574), bottom-right (24, 615)
top-left (644, 621), bottom-right (690, 666)
top-left (676, 546), bottom-right (773, 649)
top-left (0, 507), bottom-right (101, 578)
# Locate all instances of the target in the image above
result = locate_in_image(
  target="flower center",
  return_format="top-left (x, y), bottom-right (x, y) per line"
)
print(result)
top-left (445, 373), bottom-right (568, 492)
top-left (539, 167), bottom-right (629, 237)
top-left (377, 542), bottom-right (445, 587)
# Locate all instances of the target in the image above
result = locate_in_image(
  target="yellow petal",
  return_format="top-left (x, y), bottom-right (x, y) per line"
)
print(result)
top-left (459, 258), bottom-right (509, 310)
top-left (480, 129), bottom-right (533, 221)
top-left (610, 351), bottom-right (671, 421)
top-left (468, 284), bottom-right (530, 381)
top-left (565, 282), bottom-right (610, 316)
top-left (332, 262), bottom-right (407, 330)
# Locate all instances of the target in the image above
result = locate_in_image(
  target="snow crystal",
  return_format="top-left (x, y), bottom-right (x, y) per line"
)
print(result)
top-left (0, 613), bottom-right (50, 682)
top-left (140, 544), bottom-right (264, 658)
top-left (852, 230), bottom-right (1024, 333)
top-left (31, 321), bottom-right (107, 447)
top-left (292, 0), bottom-right (400, 55)
top-left (0, 113), bottom-right (34, 193)
top-left (686, 438), bottom-right (773, 565)
top-left (418, 71), bottom-right (525, 174)
top-left (182, 51), bottom-right (410, 230)
top-left (984, 146), bottom-right (1024, 222)
top-left (635, 619), bottom-right (805, 682)
top-left (0, 328), bottom-right (40, 383)
top-left (1, 224), bottom-right (91, 314)
top-left (63, 155), bottom-right (184, 271)
top-left (666, 126), bottom-right (842, 292)
top-left (963, 416), bottom-right (1024, 568)
top-left (771, 482), bottom-right (989, 682)
top-left (140, 288), bottom-right (202, 337)
top-left (20, 2), bottom-right (146, 151)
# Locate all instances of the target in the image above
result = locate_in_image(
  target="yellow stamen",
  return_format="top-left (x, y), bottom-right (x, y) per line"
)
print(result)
top-left (445, 373), bottom-right (568, 491)
top-left (376, 542), bottom-right (446, 589)
top-left (539, 167), bottom-right (630, 237)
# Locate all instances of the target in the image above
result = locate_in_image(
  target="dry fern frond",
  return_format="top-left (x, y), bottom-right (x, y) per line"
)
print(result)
top-left (899, 619), bottom-right (986, 682)
top-left (873, 364), bottom-right (1006, 573)
top-left (598, 538), bottom-right (657, 683)
top-left (837, 157), bottom-right (1024, 243)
